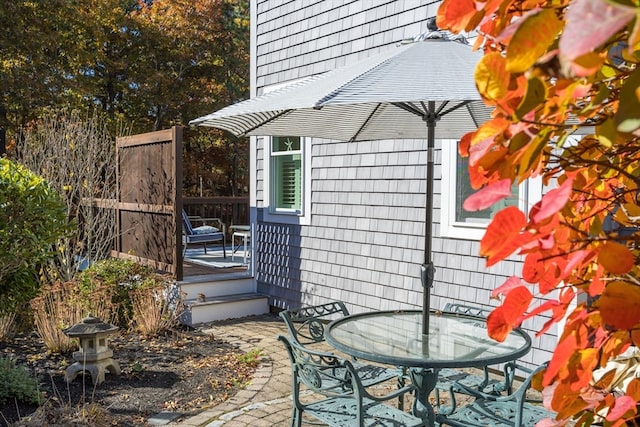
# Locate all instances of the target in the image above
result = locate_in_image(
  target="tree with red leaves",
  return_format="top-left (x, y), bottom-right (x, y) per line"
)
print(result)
top-left (438, 0), bottom-right (640, 425)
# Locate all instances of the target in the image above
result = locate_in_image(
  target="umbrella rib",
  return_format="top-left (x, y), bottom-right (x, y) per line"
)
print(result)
top-left (392, 102), bottom-right (427, 120)
top-left (465, 102), bottom-right (482, 128)
top-left (237, 109), bottom-right (293, 136)
top-left (350, 104), bottom-right (382, 142)
top-left (437, 100), bottom-right (474, 118)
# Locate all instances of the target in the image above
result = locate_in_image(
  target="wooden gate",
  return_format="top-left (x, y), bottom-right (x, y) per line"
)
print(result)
top-left (112, 127), bottom-right (184, 279)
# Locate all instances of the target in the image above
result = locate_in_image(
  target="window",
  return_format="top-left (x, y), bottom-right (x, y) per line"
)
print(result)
top-left (271, 136), bottom-right (302, 211)
top-left (263, 135), bottom-right (311, 224)
top-left (441, 140), bottom-right (541, 240)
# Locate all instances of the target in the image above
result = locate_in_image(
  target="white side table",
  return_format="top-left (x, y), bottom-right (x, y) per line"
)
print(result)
top-left (231, 225), bottom-right (251, 264)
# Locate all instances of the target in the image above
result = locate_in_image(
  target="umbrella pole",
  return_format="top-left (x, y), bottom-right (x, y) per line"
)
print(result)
top-left (422, 101), bottom-right (436, 335)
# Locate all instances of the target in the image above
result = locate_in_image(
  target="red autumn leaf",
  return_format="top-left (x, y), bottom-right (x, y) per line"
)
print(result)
top-left (524, 287), bottom-right (574, 323)
top-left (544, 332), bottom-right (578, 386)
top-left (606, 396), bottom-right (638, 421)
top-left (535, 258), bottom-right (565, 294)
top-left (523, 252), bottom-right (544, 283)
top-left (491, 276), bottom-right (523, 299)
top-left (598, 281), bottom-right (640, 329)
top-left (436, 0), bottom-right (481, 33)
top-left (502, 285), bottom-right (533, 324)
top-left (480, 206), bottom-right (527, 266)
top-left (487, 286), bottom-right (532, 342)
top-left (532, 176), bottom-right (574, 223)
top-left (599, 242), bottom-right (635, 275)
top-left (559, 0), bottom-right (635, 61)
top-left (487, 306), bottom-right (511, 342)
top-left (463, 179), bottom-right (513, 212)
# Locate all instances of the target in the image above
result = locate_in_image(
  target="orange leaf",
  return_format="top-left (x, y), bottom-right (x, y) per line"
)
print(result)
top-left (598, 281), bottom-right (640, 329)
top-left (569, 348), bottom-right (600, 391)
top-left (480, 206), bottom-right (526, 266)
top-left (544, 324), bottom-right (588, 385)
top-left (506, 8), bottom-right (563, 73)
top-left (475, 52), bottom-right (510, 101)
top-left (550, 382), bottom-right (590, 419)
top-left (599, 242), bottom-right (635, 275)
top-left (502, 286), bottom-right (533, 324)
top-left (487, 306), bottom-right (511, 342)
top-left (436, 0), bottom-right (482, 33)
top-left (626, 378), bottom-right (640, 401)
top-left (463, 179), bottom-right (513, 211)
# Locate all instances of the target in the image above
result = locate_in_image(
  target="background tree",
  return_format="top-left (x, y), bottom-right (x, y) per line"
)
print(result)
top-left (15, 111), bottom-right (125, 284)
top-left (438, 1), bottom-right (640, 425)
top-left (1, 0), bottom-right (249, 197)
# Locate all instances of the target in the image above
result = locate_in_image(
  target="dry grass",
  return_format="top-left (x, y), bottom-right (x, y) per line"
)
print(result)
top-left (131, 284), bottom-right (185, 337)
top-left (0, 312), bottom-right (16, 342)
top-left (29, 282), bottom-right (117, 353)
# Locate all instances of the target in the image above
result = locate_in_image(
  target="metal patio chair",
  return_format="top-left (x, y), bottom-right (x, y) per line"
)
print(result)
top-left (279, 301), bottom-right (403, 389)
top-left (433, 303), bottom-right (516, 403)
top-left (181, 209), bottom-right (226, 257)
top-left (436, 362), bottom-right (554, 427)
top-left (278, 334), bottom-right (426, 427)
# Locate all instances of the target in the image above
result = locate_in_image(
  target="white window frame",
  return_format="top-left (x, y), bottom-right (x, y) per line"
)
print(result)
top-left (440, 139), bottom-right (542, 240)
top-left (263, 135), bottom-right (312, 225)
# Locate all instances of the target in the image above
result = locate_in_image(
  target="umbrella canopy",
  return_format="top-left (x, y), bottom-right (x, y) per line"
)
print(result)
top-left (191, 37), bottom-right (489, 141)
top-left (191, 34), bottom-right (490, 334)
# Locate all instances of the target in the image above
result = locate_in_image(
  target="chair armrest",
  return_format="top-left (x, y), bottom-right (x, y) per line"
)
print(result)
top-left (348, 363), bottom-right (416, 403)
top-left (452, 362), bottom-right (547, 404)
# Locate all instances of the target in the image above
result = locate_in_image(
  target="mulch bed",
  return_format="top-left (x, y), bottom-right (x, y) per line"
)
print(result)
top-left (0, 326), bottom-right (259, 426)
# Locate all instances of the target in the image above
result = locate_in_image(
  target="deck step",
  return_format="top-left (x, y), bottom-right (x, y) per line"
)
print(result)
top-left (180, 292), bottom-right (269, 326)
top-left (179, 276), bottom-right (253, 300)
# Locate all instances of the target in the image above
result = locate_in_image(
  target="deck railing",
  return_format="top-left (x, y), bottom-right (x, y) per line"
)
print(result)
top-left (183, 197), bottom-right (250, 231)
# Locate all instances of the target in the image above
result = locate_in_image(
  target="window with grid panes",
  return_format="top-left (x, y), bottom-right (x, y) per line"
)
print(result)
top-left (271, 136), bottom-right (302, 212)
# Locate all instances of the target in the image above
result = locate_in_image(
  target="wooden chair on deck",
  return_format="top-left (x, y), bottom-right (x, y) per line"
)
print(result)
top-left (181, 209), bottom-right (226, 257)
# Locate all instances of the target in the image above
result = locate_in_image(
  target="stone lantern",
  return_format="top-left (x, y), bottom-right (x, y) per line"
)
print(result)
top-left (63, 315), bottom-right (121, 385)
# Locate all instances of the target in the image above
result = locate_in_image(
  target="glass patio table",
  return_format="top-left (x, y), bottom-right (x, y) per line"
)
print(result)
top-left (324, 309), bottom-right (531, 427)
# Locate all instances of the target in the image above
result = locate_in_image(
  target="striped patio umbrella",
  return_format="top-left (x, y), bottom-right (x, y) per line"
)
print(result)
top-left (190, 33), bottom-right (490, 335)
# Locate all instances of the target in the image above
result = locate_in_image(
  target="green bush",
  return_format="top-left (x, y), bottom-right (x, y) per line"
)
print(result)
top-left (0, 357), bottom-right (42, 405)
top-left (78, 258), bottom-right (170, 329)
top-left (0, 158), bottom-right (69, 315)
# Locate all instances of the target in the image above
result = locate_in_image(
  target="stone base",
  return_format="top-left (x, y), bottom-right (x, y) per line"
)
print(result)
top-left (65, 358), bottom-right (121, 385)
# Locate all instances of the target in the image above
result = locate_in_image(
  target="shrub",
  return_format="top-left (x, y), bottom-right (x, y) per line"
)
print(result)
top-left (0, 358), bottom-right (42, 406)
top-left (0, 158), bottom-right (69, 315)
top-left (77, 258), bottom-right (169, 329)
